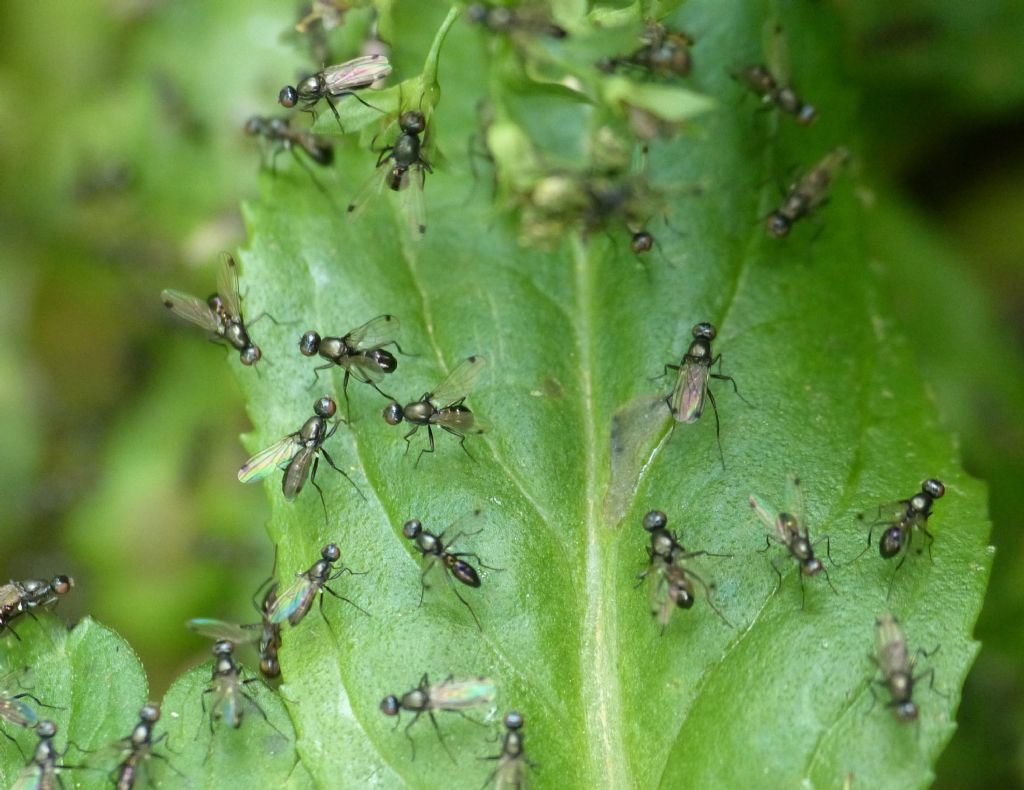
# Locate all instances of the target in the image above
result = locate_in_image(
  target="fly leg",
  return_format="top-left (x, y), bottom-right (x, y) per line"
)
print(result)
top-left (414, 426), bottom-right (437, 467)
top-left (319, 448), bottom-right (366, 501)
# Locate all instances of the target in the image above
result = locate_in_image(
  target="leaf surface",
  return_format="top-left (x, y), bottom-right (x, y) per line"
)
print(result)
top-left (163, 1), bottom-right (992, 788)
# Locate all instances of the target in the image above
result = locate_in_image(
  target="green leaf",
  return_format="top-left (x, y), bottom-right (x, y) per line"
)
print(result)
top-left (0, 617), bottom-right (148, 787)
top-left (172, 1), bottom-right (991, 787)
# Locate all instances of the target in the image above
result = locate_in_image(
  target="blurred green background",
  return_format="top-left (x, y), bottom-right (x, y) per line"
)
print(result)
top-left (0, 1), bottom-right (1021, 786)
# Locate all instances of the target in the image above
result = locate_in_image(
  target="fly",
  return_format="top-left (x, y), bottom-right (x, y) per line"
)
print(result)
top-left (263, 542), bottom-right (367, 629)
top-left (870, 613), bottom-right (941, 723)
top-left (109, 704), bottom-right (181, 790)
top-left (766, 147), bottom-right (850, 237)
top-left (383, 355), bottom-right (488, 465)
top-left (299, 314), bottom-right (404, 419)
top-left (244, 115), bottom-right (334, 199)
top-left (201, 641), bottom-right (283, 739)
top-left (12, 719), bottom-right (65, 790)
top-left (663, 322), bottom-right (745, 465)
top-left (750, 474), bottom-right (836, 607)
top-left (402, 513), bottom-right (499, 631)
top-left (0, 669), bottom-right (48, 742)
top-left (238, 395), bottom-right (363, 520)
top-left (161, 252), bottom-right (267, 367)
top-left (0, 575), bottom-right (73, 640)
top-left (187, 582), bottom-right (283, 680)
top-left (466, 2), bottom-right (567, 39)
top-left (598, 22), bottom-right (694, 78)
top-left (734, 64), bottom-right (816, 125)
top-left (380, 673), bottom-right (495, 761)
top-left (857, 478), bottom-right (945, 599)
top-left (483, 710), bottom-right (535, 789)
top-left (347, 110), bottom-right (433, 239)
top-left (278, 54), bottom-right (392, 129)
top-left (637, 509), bottom-right (731, 629)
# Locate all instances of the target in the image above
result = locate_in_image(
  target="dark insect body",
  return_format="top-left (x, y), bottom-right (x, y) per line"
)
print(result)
top-left (638, 510), bottom-right (731, 629)
top-left (299, 314), bottom-right (404, 417)
top-left (201, 641), bottom-right (282, 739)
top-left (264, 542), bottom-right (366, 628)
top-left (663, 322), bottom-right (745, 464)
top-left (734, 64), bottom-right (816, 124)
top-left (347, 110), bottom-right (433, 238)
top-left (383, 355), bottom-right (488, 465)
top-left (402, 514), bottom-right (498, 631)
top-left (766, 147), bottom-right (849, 237)
top-left (858, 478), bottom-right (945, 599)
top-left (161, 253), bottom-right (265, 366)
top-left (870, 613), bottom-right (940, 723)
top-left (0, 575), bottom-right (73, 640)
top-left (466, 2), bottom-right (567, 39)
top-left (380, 673), bottom-right (495, 761)
top-left (598, 23), bottom-right (694, 78)
top-left (238, 396), bottom-right (363, 518)
top-left (109, 704), bottom-right (179, 790)
top-left (277, 54), bottom-right (392, 128)
top-left (244, 115), bottom-right (333, 167)
top-left (187, 581), bottom-right (283, 680)
top-left (13, 719), bottom-right (66, 790)
top-left (750, 475), bottom-right (836, 607)
top-left (483, 710), bottom-right (535, 789)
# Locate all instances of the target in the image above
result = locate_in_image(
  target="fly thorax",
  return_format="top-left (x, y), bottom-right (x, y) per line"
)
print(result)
top-left (21, 580), bottom-right (44, 596)
top-left (651, 532), bottom-right (675, 559)
top-left (505, 731), bottom-right (524, 758)
top-left (223, 322), bottom-right (248, 348)
top-left (299, 74), bottom-right (322, 98)
top-left (890, 671), bottom-right (912, 699)
top-left (880, 527), bottom-right (904, 558)
top-left (130, 723), bottom-right (150, 746)
top-left (686, 339), bottom-right (710, 361)
top-left (790, 535), bottom-right (812, 560)
top-left (320, 337), bottom-right (347, 361)
top-left (393, 134), bottom-right (421, 167)
top-left (910, 494), bottom-right (930, 515)
top-left (417, 533), bottom-right (440, 554)
top-left (300, 416), bottom-right (325, 443)
top-left (404, 689), bottom-right (429, 711)
top-left (776, 87), bottom-right (799, 112)
top-left (214, 656), bottom-right (235, 676)
top-left (310, 560), bottom-right (331, 582)
top-left (404, 401), bottom-right (434, 424)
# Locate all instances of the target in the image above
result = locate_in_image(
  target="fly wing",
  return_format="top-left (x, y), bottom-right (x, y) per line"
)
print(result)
top-left (342, 354), bottom-right (390, 384)
top-left (216, 252), bottom-right (243, 320)
top-left (785, 473), bottom-right (809, 537)
top-left (238, 434), bottom-right (302, 483)
top-left (346, 164), bottom-right (388, 219)
top-left (322, 54), bottom-right (392, 93)
top-left (398, 166), bottom-right (427, 240)
top-left (344, 314), bottom-right (400, 350)
top-left (429, 355), bottom-right (487, 407)
top-left (669, 358), bottom-right (709, 423)
top-left (0, 698), bottom-right (38, 727)
top-left (434, 408), bottom-right (488, 436)
top-left (186, 618), bottom-right (261, 645)
top-left (265, 576), bottom-right (316, 626)
top-left (428, 677), bottom-right (496, 710)
top-left (282, 446), bottom-right (316, 500)
top-left (748, 494), bottom-right (780, 534)
top-left (161, 289), bottom-right (219, 332)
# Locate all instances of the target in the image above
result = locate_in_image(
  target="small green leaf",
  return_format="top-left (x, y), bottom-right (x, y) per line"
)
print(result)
top-left (0, 617), bottom-right (147, 787)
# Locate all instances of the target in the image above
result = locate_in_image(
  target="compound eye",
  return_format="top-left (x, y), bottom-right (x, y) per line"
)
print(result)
top-left (278, 86), bottom-right (298, 108)
top-left (402, 519), bottom-right (423, 539)
top-left (299, 331), bottom-right (321, 356)
top-left (383, 402), bottom-right (403, 425)
top-left (315, 397), bottom-right (337, 418)
top-left (642, 510), bottom-right (668, 532)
